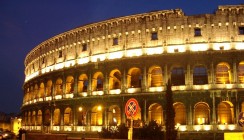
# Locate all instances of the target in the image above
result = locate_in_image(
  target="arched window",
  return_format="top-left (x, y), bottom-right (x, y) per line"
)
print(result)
top-left (174, 102), bottom-right (186, 125)
top-left (238, 61), bottom-right (244, 83)
top-left (193, 65), bottom-right (208, 85)
top-left (92, 72), bottom-right (104, 91)
top-left (64, 107), bottom-right (72, 125)
top-left (216, 63), bottom-right (230, 84)
top-left (31, 111), bottom-right (36, 125)
top-left (34, 84), bottom-right (38, 99)
top-left (53, 108), bottom-right (61, 125)
top-left (109, 70), bottom-right (122, 90)
top-left (77, 106), bottom-right (87, 126)
top-left (217, 101), bottom-right (234, 124)
top-left (39, 82), bottom-right (45, 98)
top-left (149, 66), bottom-right (163, 87)
top-left (78, 74), bottom-right (88, 92)
top-left (46, 80), bottom-right (52, 96)
top-left (194, 102), bottom-right (210, 125)
top-left (55, 78), bottom-right (63, 95)
top-left (37, 110), bottom-right (42, 125)
top-left (91, 105), bottom-right (103, 126)
top-left (66, 76), bottom-right (74, 94)
top-left (148, 103), bottom-right (163, 125)
top-left (171, 67), bottom-right (185, 86)
top-left (44, 109), bottom-right (50, 126)
top-left (108, 105), bottom-right (121, 126)
top-left (128, 67), bottom-right (142, 88)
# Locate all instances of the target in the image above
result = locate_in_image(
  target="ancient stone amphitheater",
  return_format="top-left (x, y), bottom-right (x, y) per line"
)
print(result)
top-left (22, 4), bottom-right (244, 136)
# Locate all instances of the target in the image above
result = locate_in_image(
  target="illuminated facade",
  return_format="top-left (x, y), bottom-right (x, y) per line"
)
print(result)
top-left (22, 5), bottom-right (244, 133)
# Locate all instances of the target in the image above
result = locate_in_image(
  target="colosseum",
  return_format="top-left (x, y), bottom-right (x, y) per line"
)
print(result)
top-left (22, 4), bottom-right (244, 137)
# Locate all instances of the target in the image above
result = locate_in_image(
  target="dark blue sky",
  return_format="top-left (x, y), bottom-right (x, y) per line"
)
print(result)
top-left (0, 0), bottom-right (243, 114)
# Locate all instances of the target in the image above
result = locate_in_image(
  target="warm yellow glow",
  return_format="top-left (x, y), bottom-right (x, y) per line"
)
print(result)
top-left (55, 62), bottom-right (64, 70)
top-left (109, 89), bottom-right (121, 94)
top-left (25, 71), bottom-right (39, 82)
top-left (55, 95), bottom-right (62, 100)
top-left (91, 54), bottom-right (106, 62)
top-left (64, 60), bottom-right (75, 68)
top-left (127, 88), bottom-right (141, 93)
top-left (78, 57), bottom-right (89, 64)
top-left (126, 49), bottom-right (142, 57)
top-left (145, 47), bottom-right (163, 55)
top-left (97, 106), bottom-right (102, 111)
top-left (203, 125), bottom-right (211, 131)
top-left (218, 125), bottom-right (227, 130)
top-left (213, 43), bottom-right (231, 50)
top-left (64, 93), bottom-right (74, 98)
top-left (148, 87), bottom-right (164, 92)
top-left (92, 91), bottom-right (104, 96)
top-left (235, 42), bottom-right (244, 50)
top-left (79, 107), bottom-right (82, 112)
top-left (179, 125), bottom-right (187, 131)
top-left (193, 125), bottom-right (201, 131)
top-left (228, 125), bottom-right (236, 130)
top-left (45, 96), bottom-right (52, 101)
top-left (190, 44), bottom-right (208, 51)
top-left (172, 86), bottom-right (186, 91)
top-left (167, 45), bottom-right (186, 53)
top-left (108, 51), bottom-right (123, 59)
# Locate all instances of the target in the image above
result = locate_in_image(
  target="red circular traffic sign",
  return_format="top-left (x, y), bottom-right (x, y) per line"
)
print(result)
top-left (125, 98), bottom-right (140, 118)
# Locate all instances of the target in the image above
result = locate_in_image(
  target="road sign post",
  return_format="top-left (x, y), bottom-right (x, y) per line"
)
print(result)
top-left (125, 98), bottom-right (140, 140)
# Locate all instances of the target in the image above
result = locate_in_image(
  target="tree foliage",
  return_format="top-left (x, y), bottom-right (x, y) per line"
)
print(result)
top-left (165, 80), bottom-right (177, 140)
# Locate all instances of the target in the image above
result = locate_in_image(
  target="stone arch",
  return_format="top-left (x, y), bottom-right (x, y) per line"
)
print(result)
top-left (46, 80), bottom-right (52, 96)
top-left (78, 74), bottom-right (88, 92)
top-left (37, 110), bottom-right (42, 125)
top-left (91, 105), bottom-right (103, 126)
top-left (44, 109), bottom-right (51, 126)
top-left (53, 108), bottom-right (61, 125)
top-left (148, 66), bottom-right (163, 87)
top-left (77, 106), bottom-right (87, 126)
top-left (194, 102), bottom-right (210, 125)
top-left (174, 102), bottom-right (186, 125)
top-left (108, 105), bottom-right (121, 126)
top-left (39, 82), bottom-right (45, 98)
top-left (216, 62), bottom-right (231, 84)
top-left (66, 76), bottom-right (74, 94)
top-left (127, 67), bottom-right (142, 88)
top-left (55, 78), bottom-right (63, 95)
top-left (109, 69), bottom-right (122, 90)
top-left (31, 111), bottom-right (36, 125)
top-left (238, 61), bottom-right (244, 83)
top-left (92, 72), bottom-right (104, 91)
top-left (217, 101), bottom-right (234, 124)
top-left (64, 107), bottom-right (72, 125)
top-left (148, 103), bottom-right (163, 125)
top-left (193, 65), bottom-right (208, 85)
top-left (171, 66), bottom-right (185, 86)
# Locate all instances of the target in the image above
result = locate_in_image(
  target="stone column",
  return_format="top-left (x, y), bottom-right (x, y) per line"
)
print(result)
top-left (233, 62), bottom-right (237, 83)
top-left (164, 65), bottom-right (168, 83)
top-left (60, 108), bottom-right (64, 131)
top-left (186, 64), bottom-right (191, 85)
top-left (142, 66), bottom-right (147, 92)
top-left (74, 72), bottom-right (78, 97)
top-left (88, 73), bottom-right (92, 96)
top-left (143, 100), bottom-right (147, 124)
top-left (62, 74), bottom-right (66, 98)
top-left (122, 69), bottom-right (127, 93)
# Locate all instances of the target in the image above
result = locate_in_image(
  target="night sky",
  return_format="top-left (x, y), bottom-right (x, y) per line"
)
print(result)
top-left (0, 0), bottom-right (243, 114)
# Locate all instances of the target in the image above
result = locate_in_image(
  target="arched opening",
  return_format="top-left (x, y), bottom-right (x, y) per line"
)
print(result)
top-left (241, 102), bottom-right (244, 112)
top-left (238, 61), bottom-right (244, 83)
top-left (46, 80), bottom-right (52, 96)
top-left (39, 82), bottom-right (45, 98)
top-left (28, 111), bottom-right (31, 125)
top-left (66, 76), bottom-right (74, 94)
top-left (78, 74), bottom-right (88, 92)
top-left (34, 84), bottom-right (38, 99)
top-left (148, 103), bottom-right (163, 125)
top-left (193, 65), bottom-right (208, 85)
top-left (64, 107), bottom-right (72, 125)
top-left (53, 108), bottom-right (61, 126)
top-left (148, 66), bottom-right (163, 87)
top-left (44, 109), bottom-right (51, 126)
top-left (217, 101), bottom-right (234, 124)
top-left (174, 102), bottom-right (186, 125)
top-left (37, 110), bottom-right (42, 125)
top-left (30, 86), bottom-right (34, 101)
top-left (128, 67), bottom-right (142, 88)
top-left (77, 106), bottom-right (87, 126)
top-left (216, 62), bottom-right (231, 84)
top-left (55, 78), bottom-right (63, 95)
top-left (194, 102), bottom-right (210, 125)
top-left (31, 111), bottom-right (36, 125)
top-left (171, 67), bottom-right (185, 86)
top-left (108, 105), bottom-right (121, 126)
top-left (92, 72), bottom-right (104, 91)
top-left (91, 105), bottom-right (103, 126)
top-left (109, 69), bottom-right (122, 90)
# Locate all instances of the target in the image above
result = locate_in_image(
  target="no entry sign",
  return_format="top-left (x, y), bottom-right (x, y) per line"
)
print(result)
top-left (125, 98), bottom-right (140, 118)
